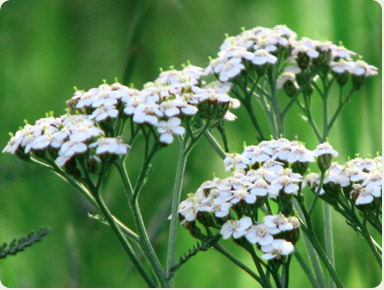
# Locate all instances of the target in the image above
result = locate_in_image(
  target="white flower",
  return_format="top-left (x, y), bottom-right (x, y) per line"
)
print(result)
top-left (249, 179), bottom-right (270, 197)
top-left (292, 40), bottom-right (319, 59)
top-left (261, 239), bottom-right (294, 260)
top-left (331, 45), bottom-right (356, 59)
top-left (246, 224), bottom-right (274, 245)
top-left (242, 146), bottom-right (272, 164)
top-left (219, 58), bottom-right (245, 82)
top-left (270, 175), bottom-right (300, 195)
top-left (263, 214), bottom-right (294, 234)
top-left (346, 60), bottom-right (378, 77)
top-left (287, 145), bottom-right (315, 163)
top-left (313, 142), bottom-right (339, 158)
top-left (224, 153), bottom-right (251, 171)
top-left (178, 193), bottom-right (204, 222)
top-left (252, 50), bottom-right (277, 65)
top-left (133, 103), bottom-right (160, 125)
top-left (3, 130), bottom-right (28, 154)
top-left (90, 105), bottom-right (119, 122)
top-left (58, 140), bottom-right (88, 157)
top-left (220, 217), bottom-right (253, 239)
top-left (330, 59), bottom-right (349, 74)
top-left (156, 117), bottom-right (185, 144)
top-left (206, 199), bottom-right (232, 218)
top-left (352, 184), bottom-right (380, 205)
top-left (89, 137), bottom-right (130, 155)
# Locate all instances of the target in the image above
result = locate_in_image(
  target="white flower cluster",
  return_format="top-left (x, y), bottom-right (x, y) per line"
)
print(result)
top-left (223, 138), bottom-right (317, 172)
top-left (2, 114), bottom-right (130, 166)
top-left (220, 215), bottom-right (297, 260)
top-left (178, 138), bottom-right (329, 260)
top-left (206, 25), bottom-right (377, 85)
top-left (304, 155), bottom-right (382, 205)
top-left (67, 65), bottom-right (239, 145)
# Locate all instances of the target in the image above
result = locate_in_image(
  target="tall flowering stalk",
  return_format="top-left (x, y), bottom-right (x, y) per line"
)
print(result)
top-left (199, 25), bottom-right (379, 287)
top-left (2, 24), bottom-right (381, 288)
top-left (3, 65), bottom-right (239, 287)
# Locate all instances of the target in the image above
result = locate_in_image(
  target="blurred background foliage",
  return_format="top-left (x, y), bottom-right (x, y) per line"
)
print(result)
top-left (0, 0), bottom-right (381, 287)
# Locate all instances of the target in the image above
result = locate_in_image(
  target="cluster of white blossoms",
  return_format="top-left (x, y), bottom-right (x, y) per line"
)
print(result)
top-left (179, 138), bottom-right (339, 260)
top-left (67, 65), bottom-right (239, 145)
top-left (304, 155), bottom-right (382, 206)
top-left (220, 215), bottom-right (297, 260)
top-left (205, 25), bottom-right (377, 87)
top-left (223, 138), bottom-right (338, 172)
top-left (2, 114), bottom-right (130, 167)
top-left (4, 65), bottom-right (240, 166)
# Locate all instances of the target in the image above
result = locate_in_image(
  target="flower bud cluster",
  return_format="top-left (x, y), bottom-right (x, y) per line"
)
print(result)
top-left (2, 114), bottom-right (129, 167)
top-left (67, 65), bottom-right (239, 145)
top-left (206, 25), bottom-right (377, 90)
top-left (304, 155), bottom-right (382, 206)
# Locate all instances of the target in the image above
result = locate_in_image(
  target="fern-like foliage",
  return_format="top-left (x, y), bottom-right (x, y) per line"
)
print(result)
top-left (0, 227), bottom-right (50, 260)
top-left (169, 235), bottom-right (220, 278)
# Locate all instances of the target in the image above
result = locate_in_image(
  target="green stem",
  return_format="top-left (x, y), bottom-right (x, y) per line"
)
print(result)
top-left (117, 161), bottom-right (170, 287)
top-left (41, 159), bottom-right (140, 243)
top-left (204, 131), bottom-right (227, 158)
top-left (166, 141), bottom-right (188, 279)
top-left (93, 188), bottom-right (156, 287)
top-left (323, 203), bottom-right (335, 287)
top-left (308, 171), bottom-right (325, 215)
top-left (294, 249), bottom-right (320, 287)
top-left (213, 243), bottom-right (265, 286)
top-left (133, 143), bottom-right (161, 202)
top-left (297, 198), bottom-right (344, 287)
top-left (327, 90), bottom-right (355, 132)
top-left (232, 86), bottom-right (265, 141)
top-left (217, 124), bottom-right (230, 152)
top-left (293, 198), bottom-right (327, 287)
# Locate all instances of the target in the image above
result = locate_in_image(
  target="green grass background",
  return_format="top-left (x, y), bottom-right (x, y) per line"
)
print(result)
top-left (0, 0), bottom-right (381, 287)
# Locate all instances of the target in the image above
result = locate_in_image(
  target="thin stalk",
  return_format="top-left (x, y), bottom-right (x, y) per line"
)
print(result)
top-left (308, 171), bottom-right (325, 215)
top-left (166, 141), bottom-right (188, 278)
top-left (298, 198), bottom-right (344, 287)
top-left (213, 243), bottom-right (265, 286)
top-left (255, 92), bottom-right (277, 138)
top-left (204, 131), bottom-right (227, 158)
top-left (293, 198), bottom-right (327, 287)
top-left (283, 255), bottom-right (292, 287)
top-left (323, 203), bottom-right (335, 287)
top-left (217, 124), bottom-right (230, 152)
top-left (297, 97), bottom-right (322, 142)
top-left (42, 159), bottom-right (140, 242)
top-left (133, 143), bottom-right (161, 202)
top-left (302, 230), bottom-right (327, 287)
top-left (247, 245), bottom-right (271, 287)
top-left (294, 249), bottom-right (320, 288)
top-left (93, 188), bottom-right (156, 287)
top-left (117, 161), bottom-right (170, 287)
top-left (268, 72), bottom-right (284, 136)
top-left (327, 90), bottom-right (355, 132)
top-left (321, 75), bottom-right (335, 288)
top-left (232, 86), bottom-right (265, 141)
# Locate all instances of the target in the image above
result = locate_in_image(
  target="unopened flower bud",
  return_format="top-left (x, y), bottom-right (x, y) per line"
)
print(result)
top-left (291, 161), bottom-right (308, 175)
top-left (334, 71), bottom-right (349, 86)
top-left (283, 80), bottom-right (298, 98)
top-left (183, 219), bottom-right (204, 240)
top-left (352, 75), bottom-right (365, 90)
top-left (296, 52), bottom-right (310, 69)
top-left (314, 142), bottom-right (339, 172)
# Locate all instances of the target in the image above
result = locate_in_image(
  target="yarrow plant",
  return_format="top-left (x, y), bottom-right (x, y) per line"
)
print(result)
top-left (3, 24), bottom-right (381, 288)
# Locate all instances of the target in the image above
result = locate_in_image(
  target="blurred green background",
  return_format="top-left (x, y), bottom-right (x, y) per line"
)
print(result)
top-left (0, 0), bottom-right (381, 287)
